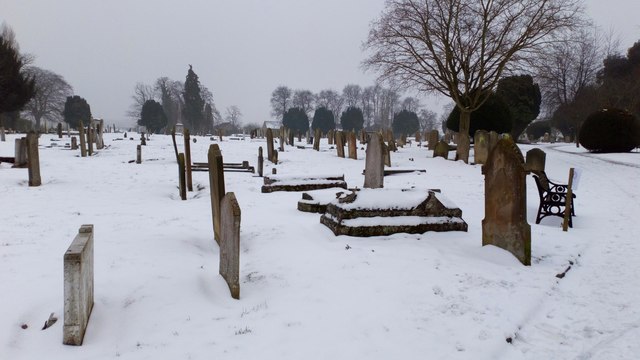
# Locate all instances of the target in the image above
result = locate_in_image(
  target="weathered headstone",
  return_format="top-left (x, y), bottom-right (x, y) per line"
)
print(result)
top-left (313, 128), bottom-right (321, 151)
top-left (327, 129), bottom-right (334, 145)
top-left (87, 125), bottom-right (93, 156)
top-left (488, 131), bottom-right (499, 154)
top-left (266, 128), bottom-right (275, 163)
top-left (335, 131), bottom-right (345, 158)
top-left (136, 145), bottom-right (142, 164)
top-left (455, 133), bottom-right (470, 163)
top-left (383, 142), bottom-right (391, 167)
top-left (79, 124), bottom-right (87, 157)
top-left (0, 127), bottom-right (5, 142)
top-left (218, 129), bottom-right (223, 141)
top-left (257, 147), bottom-right (264, 177)
top-left (433, 140), bottom-right (449, 159)
top-left (71, 136), bottom-right (78, 150)
top-left (94, 120), bottom-right (104, 149)
top-left (387, 138), bottom-right (397, 152)
top-left (208, 144), bottom-right (226, 244)
top-left (364, 133), bottom-right (385, 189)
top-left (14, 137), bottom-right (27, 167)
top-left (474, 130), bottom-right (489, 165)
top-left (278, 127), bottom-right (285, 152)
top-left (288, 128), bottom-right (295, 146)
top-left (272, 149), bottom-right (278, 165)
top-left (525, 148), bottom-right (546, 173)
top-left (57, 123), bottom-right (63, 138)
top-left (428, 130), bottom-right (439, 150)
top-left (27, 132), bottom-right (41, 186)
top-left (543, 132), bottom-right (550, 142)
top-left (178, 153), bottom-right (187, 201)
top-left (184, 129), bottom-right (193, 192)
top-left (63, 224), bottom-right (94, 346)
top-left (399, 133), bottom-right (407, 147)
top-left (482, 138), bottom-right (531, 265)
top-left (360, 129), bottom-right (367, 144)
top-left (348, 132), bottom-right (357, 160)
top-left (139, 132), bottom-right (146, 147)
top-left (415, 131), bottom-right (421, 144)
top-left (220, 192), bottom-right (241, 300)
top-left (565, 135), bottom-right (571, 143)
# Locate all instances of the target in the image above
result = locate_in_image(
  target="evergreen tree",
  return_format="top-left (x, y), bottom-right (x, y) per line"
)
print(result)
top-left (340, 106), bottom-right (364, 132)
top-left (496, 75), bottom-right (541, 139)
top-left (311, 106), bottom-right (335, 134)
top-left (182, 65), bottom-right (204, 133)
top-left (283, 107), bottom-right (309, 134)
top-left (446, 93), bottom-right (512, 136)
top-left (392, 110), bottom-right (419, 136)
top-left (204, 103), bottom-right (214, 134)
top-left (62, 95), bottom-right (92, 129)
top-left (0, 36), bottom-right (36, 127)
top-left (138, 99), bottom-right (168, 134)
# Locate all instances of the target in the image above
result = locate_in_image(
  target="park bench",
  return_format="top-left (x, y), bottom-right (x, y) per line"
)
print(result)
top-left (531, 170), bottom-right (576, 228)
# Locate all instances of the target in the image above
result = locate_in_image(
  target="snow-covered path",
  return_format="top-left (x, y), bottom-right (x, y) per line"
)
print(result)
top-left (503, 146), bottom-right (640, 359)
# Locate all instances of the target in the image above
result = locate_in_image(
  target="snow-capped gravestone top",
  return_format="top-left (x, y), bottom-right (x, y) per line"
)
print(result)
top-left (482, 138), bottom-right (531, 266)
top-left (320, 188), bottom-right (468, 237)
top-left (363, 132), bottom-right (384, 189)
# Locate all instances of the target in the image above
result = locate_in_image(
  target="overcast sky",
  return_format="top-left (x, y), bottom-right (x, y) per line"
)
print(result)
top-left (1, 0), bottom-right (639, 128)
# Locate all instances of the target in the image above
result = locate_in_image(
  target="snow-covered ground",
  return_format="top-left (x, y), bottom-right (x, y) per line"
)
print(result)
top-left (1, 132), bottom-right (639, 360)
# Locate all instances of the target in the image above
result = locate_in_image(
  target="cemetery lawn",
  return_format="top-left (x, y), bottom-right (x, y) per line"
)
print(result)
top-left (1, 133), bottom-right (640, 359)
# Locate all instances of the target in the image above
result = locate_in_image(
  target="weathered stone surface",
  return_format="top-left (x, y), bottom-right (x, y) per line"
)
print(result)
top-left (525, 148), bottom-right (546, 173)
top-left (328, 129), bottom-right (334, 145)
top-left (78, 124), bottom-right (87, 157)
top-left (87, 125), bottom-right (93, 155)
top-left (220, 192), bottom-right (241, 299)
top-left (14, 137), bottom-right (27, 167)
top-left (363, 132), bottom-right (384, 189)
top-left (335, 131), bottom-right (345, 158)
top-left (266, 128), bottom-right (275, 163)
top-left (262, 174), bottom-right (347, 193)
top-left (257, 147), bottom-right (264, 177)
top-left (136, 145), bottom-right (142, 164)
top-left (313, 128), bottom-right (321, 151)
top-left (208, 145), bottom-right (226, 244)
top-left (71, 136), bottom-right (78, 150)
top-left (57, 123), bottom-right (63, 138)
top-left (474, 130), bottom-right (489, 165)
top-left (348, 131), bottom-right (357, 160)
top-left (383, 142), bottom-right (391, 167)
top-left (455, 133), bottom-right (470, 163)
top-left (482, 138), bottom-right (531, 266)
top-left (26, 133), bottom-right (41, 186)
top-left (297, 189), bottom-right (346, 213)
top-left (279, 126), bottom-right (285, 152)
top-left (488, 131), bottom-right (499, 153)
top-left (320, 189), bottom-right (468, 236)
top-left (0, 127), bottom-right (5, 142)
top-left (543, 132), bottom-right (550, 142)
top-left (184, 128), bottom-right (193, 191)
top-left (178, 153), bottom-right (187, 201)
top-left (63, 224), bottom-right (94, 346)
top-left (428, 130), bottom-right (439, 150)
top-left (433, 140), bottom-right (449, 159)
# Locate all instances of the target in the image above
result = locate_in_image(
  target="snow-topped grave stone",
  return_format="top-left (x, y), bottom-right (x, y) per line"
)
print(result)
top-left (261, 173), bottom-right (348, 193)
top-left (320, 188), bottom-right (468, 237)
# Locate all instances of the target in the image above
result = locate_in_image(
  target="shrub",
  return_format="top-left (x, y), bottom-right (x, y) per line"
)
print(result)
top-left (283, 107), bottom-right (309, 134)
top-left (340, 107), bottom-right (364, 132)
top-left (311, 107), bottom-right (335, 134)
top-left (579, 108), bottom-right (640, 152)
top-left (446, 93), bottom-right (512, 136)
top-left (392, 110), bottom-right (419, 136)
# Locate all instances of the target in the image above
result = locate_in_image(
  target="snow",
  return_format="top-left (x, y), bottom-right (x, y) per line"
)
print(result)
top-left (324, 214), bottom-right (465, 227)
top-left (1, 134), bottom-right (640, 359)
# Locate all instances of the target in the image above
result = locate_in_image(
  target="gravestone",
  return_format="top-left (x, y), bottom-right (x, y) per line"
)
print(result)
top-left (257, 147), bottom-right (264, 177)
top-left (444, 131), bottom-right (452, 144)
top-left (266, 129), bottom-right (275, 163)
top-left (178, 153), bottom-right (187, 201)
top-left (328, 129), bottom-right (334, 145)
top-left (415, 131), bottom-right (421, 144)
top-left (94, 120), bottom-right (104, 149)
top-left (208, 144), bottom-right (226, 244)
top-left (364, 133), bottom-right (385, 189)
top-left (136, 145), bottom-right (142, 164)
top-left (387, 138), bottom-right (397, 152)
top-left (474, 130), bottom-right (489, 165)
top-left (184, 129), bottom-right (193, 191)
top-left (218, 129), bottom-right (223, 141)
top-left (57, 123), bottom-right (63, 138)
top-left (433, 140), bottom-right (449, 159)
top-left (455, 133), bottom-right (470, 163)
top-left (0, 127), bottom-right (5, 142)
top-left (63, 224), bottom-right (94, 346)
top-left (360, 129), bottom-right (367, 144)
top-left (71, 136), bottom-right (78, 150)
top-left (383, 142), bottom-right (391, 167)
top-left (399, 133), bottom-right (407, 147)
top-left (87, 125), bottom-right (93, 156)
top-left (482, 138), bottom-right (531, 266)
top-left (543, 132), bottom-right (550, 142)
top-left (279, 127), bottom-right (285, 152)
top-left (335, 131), bottom-right (345, 158)
top-left (488, 131), bottom-right (499, 154)
top-left (348, 132), bottom-right (357, 160)
top-left (428, 130), bottom-right (439, 150)
top-left (313, 128), bottom-right (321, 151)
top-left (525, 148), bottom-right (546, 173)
top-left (27, 132), bottom-right (41, 186)
top-left (288, 128), bottom-right (295, 146)
top-left (79, 124), bottom-right (87, 157)
top-left (14, 137), bottom-right (27, 167)
top-left (220, 192), bottom-right (241, 299)
top-left (564, 135), bottom-right (571, 143)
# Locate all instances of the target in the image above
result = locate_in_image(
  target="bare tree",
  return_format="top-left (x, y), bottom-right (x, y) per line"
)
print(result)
top-left (225, 105), bottom-right (242, 129)
top-left (364, 0), bottom-right (584, 161)
top-left (418, 109), bottom-right (438, 132)
top-left (316, 89), bottom-right (344, 125)
top-left (270, 85), bottom-right (292, 120)
top-left (401, 96), bottom-right (421, 113)
top-left (23, 66), bottom-right (73, 130)
top-left (342, 84), bottom-right (362, 108)
top-left (127, 82), bottom-right (156, 120)
top-left (292, 89), bottom-right (315, 117)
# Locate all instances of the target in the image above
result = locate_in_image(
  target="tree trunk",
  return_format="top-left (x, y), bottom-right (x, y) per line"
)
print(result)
top-left (457, 110), bottom-right (471, 164)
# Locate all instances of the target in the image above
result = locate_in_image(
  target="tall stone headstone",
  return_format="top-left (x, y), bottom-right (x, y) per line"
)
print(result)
top-left (474, 130), bottom-right (489, 165)
top-left (27, 132), bottom-right (41, 187)
top-left (488, 131), bottom-right (499, 155)
top-left (63, 224), bottom-right (94, 346)
top-left (383, 142), bottom-right (391, 167)
top-left (415, 131), bottom-right (421, 144)
top-left (136, 145), bottom-right (142, 164)
top-left (328, 129), bottom-right (334, 145)
top-left (257, 147), bottom-right (264, 177)
top-left (364, 133), bottom-right (385, 189)
top-left (348, 132), bottom-right (357, 160)
top-left (428, 130), bottom-right (439, 150)
top-left (266, 128), bottom-right (275, 163)
top-left (94, 120), bottom-right (104, 149)
top-left (184, 129), bottom-right (193, 192)
top-left (360, 129), bottom-right (367, 144)
top-left (87, 125), bottom-right (93, 156)
top-left (78, 124), bottom-right (87, 157)
top-left (178, 153), bottom-right (187, 201)
top-left (57, 123), bottom-right (63, 138)
top-left (433, 140), bottom-right (449, 159)
top-left (278, 126), bottom-right (285, 152)
top-left (208, 144), bottom-right (226, 244)
top-left (71, 136), bottom-right (78, 150)
top-left (335, 131), bottom-right (345, 158)
top-left (482, 138), bottom-right (531, 266)
top-left (455, 133), bottom-right (470, 163)
top-left (525, 148), bottom-right (546, 173)
top-left (313, 128), bottom-right (321, 151)
top-left (14, 137), bottom-right (27, 167)
top-left (220, 192), bottom-right (241, 299)
top-left (288, 128), bottom-right (295, 146)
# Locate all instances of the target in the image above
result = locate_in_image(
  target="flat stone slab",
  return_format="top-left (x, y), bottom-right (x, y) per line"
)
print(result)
top-left (362, 167), bottom-right (427, 176)
top-left (320, 188), bottom-right (467, 236)
top-left (262, 174), bottom-right (348, 193)
top-left (297, 188), bottom-right (351, 213)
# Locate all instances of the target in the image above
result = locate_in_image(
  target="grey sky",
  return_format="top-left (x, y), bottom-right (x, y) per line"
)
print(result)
top-left (1, 0), bottom-right (639, 128)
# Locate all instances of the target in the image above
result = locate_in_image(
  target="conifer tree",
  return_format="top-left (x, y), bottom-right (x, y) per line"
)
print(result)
top-left (182, 65), bottom-right (204, 133)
